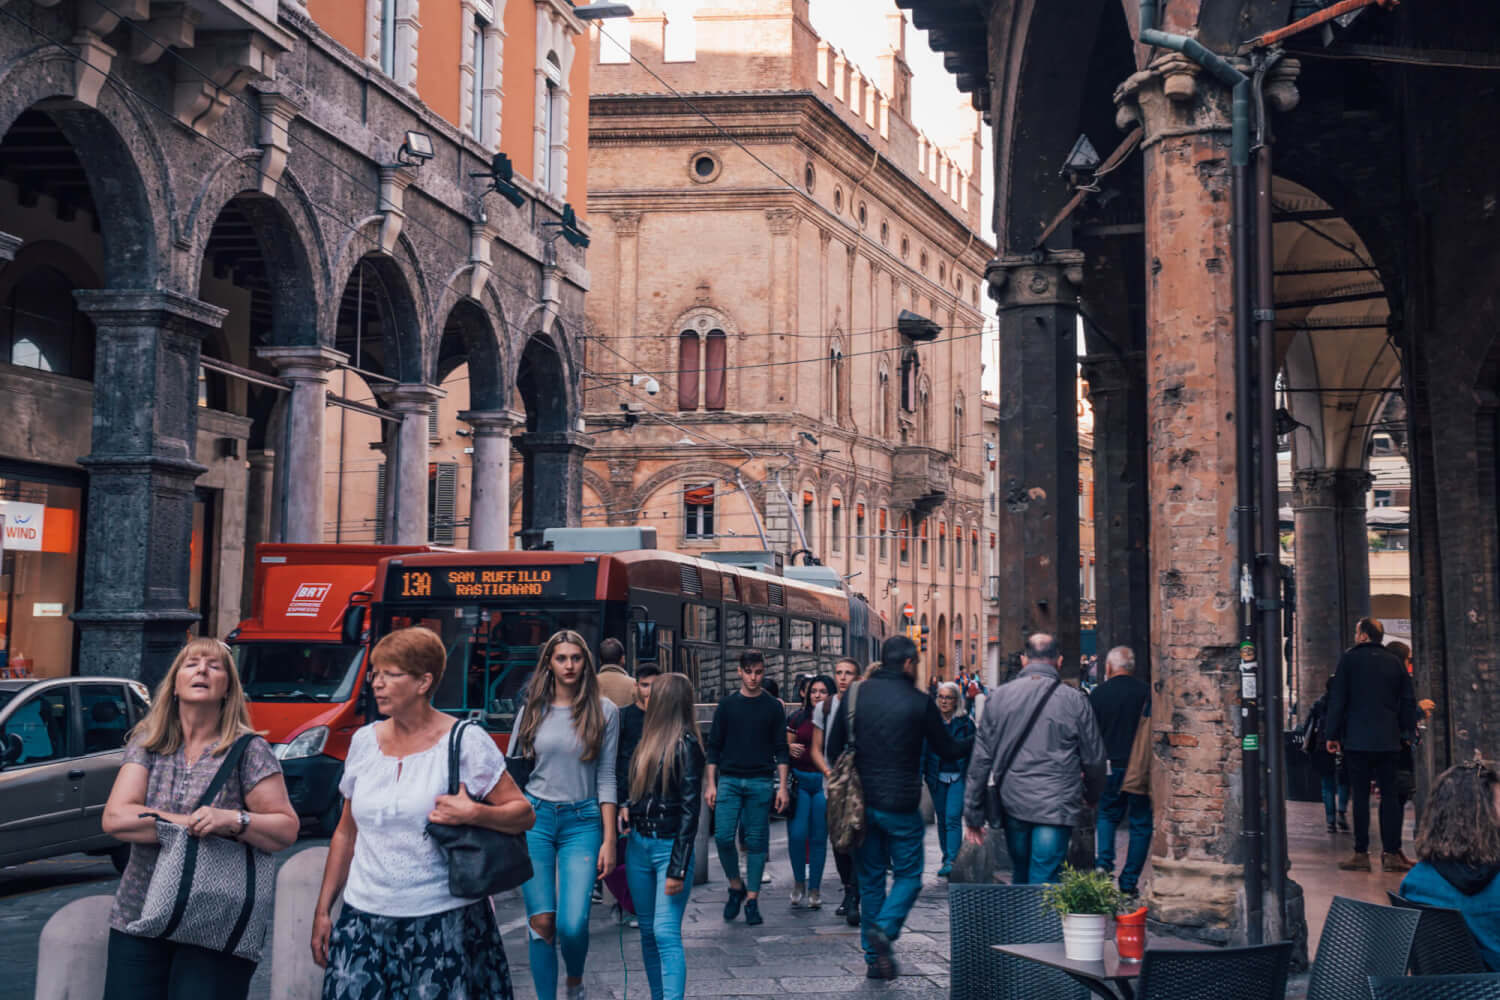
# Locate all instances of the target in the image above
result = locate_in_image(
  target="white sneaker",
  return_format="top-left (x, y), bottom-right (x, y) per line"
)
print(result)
top-left (790, 884), bottom-right (805, 907)
top-left (807, 889), bottom-right (822, 909)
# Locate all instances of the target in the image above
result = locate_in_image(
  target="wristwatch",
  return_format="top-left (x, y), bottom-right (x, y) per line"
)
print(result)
top-left (233, 810), bottom-right (251, 838)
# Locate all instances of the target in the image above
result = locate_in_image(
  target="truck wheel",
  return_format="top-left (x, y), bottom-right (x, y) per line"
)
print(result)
top-left (110, 844), bottom-right (131, 874)
top-left (314, 793), bottom-right (344, 838)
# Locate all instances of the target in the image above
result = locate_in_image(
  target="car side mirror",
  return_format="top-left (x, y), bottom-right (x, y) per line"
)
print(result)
top-left (1, 732), bottom-right (22, 767)
top-left (633, 619), bottom-right (659, 663)
top-left (341, 601), bottom-right (369, 646)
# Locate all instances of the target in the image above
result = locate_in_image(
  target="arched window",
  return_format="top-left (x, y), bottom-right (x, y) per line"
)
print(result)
top-left (828, 338), bottom-right (844, 423)
top-left (677, 330), bottom-right (699, 411)
top-left (898, 513), bottom-right (910, 565)
top-left (877, 366), bottom-right (892, 438)
top-left (2, 266), bottom-right (93, 379)
top-left (938, 521), bottom-right (946, 567)
top-left (953, 396), bottom-right (965, 463)
top-left (801, 489), bottom-right (816, 551)
top-left (831, 496), bottom-right (842, 553)
top-left (677, 327), bottom-right (727, 412)
top-left (919, 382), bottom-right (932, 444)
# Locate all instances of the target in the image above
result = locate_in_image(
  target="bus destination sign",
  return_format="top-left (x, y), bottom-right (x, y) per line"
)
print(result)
top-left (386, 563), bottom-right (596, 602)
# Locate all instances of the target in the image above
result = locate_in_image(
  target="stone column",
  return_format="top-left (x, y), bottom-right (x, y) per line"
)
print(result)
top-left (460, 409), bottom-right (518, 550)
top-left (1292, 469), bottom-right (1341, 712)
top-left (986, 250), bottom-right (1084, 679)
top-left (242, 450), bottom-right (276, 619)
top-left (514, 430), bottom-right (592, 549)
top-left (379, 383), bottom-right (443, 545)
top-left (258, 346), bottom-right (346, 544)
top-left (72, 289), bottom-right (226, 687)
top-left (1116, 55), bottom-right (1248, 942)
top-left (1335, 469), bottom-right (1373, 630)
top-left (1083, 353), bottom-right (1151, 678)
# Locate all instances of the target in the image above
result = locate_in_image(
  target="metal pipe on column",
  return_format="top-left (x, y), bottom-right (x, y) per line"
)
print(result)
top-left (1253, 55), bottom-right (1289, 941)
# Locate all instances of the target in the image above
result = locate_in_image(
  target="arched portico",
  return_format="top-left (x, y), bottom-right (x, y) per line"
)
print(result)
top-left (514, 327), bottom-right (588, 548)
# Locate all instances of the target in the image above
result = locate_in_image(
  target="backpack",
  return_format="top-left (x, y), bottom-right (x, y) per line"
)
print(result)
top-left (825, 681), bottom-right (866, 852)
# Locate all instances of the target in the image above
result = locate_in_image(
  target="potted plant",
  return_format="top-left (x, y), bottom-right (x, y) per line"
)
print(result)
top-left (1042, 864), bottom-right (1122, 962)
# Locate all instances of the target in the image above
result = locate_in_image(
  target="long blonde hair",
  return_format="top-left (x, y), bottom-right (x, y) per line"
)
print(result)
top-left (129, 637), bottom-right (257, 756)
top-left (629, 673), bottom-right (700, 802)
top-left (515, 630), bottom-right (607, 762)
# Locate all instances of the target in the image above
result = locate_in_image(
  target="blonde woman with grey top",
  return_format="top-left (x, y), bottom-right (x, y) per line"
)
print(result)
top-left (511, 630), bottom-right (620, 1000)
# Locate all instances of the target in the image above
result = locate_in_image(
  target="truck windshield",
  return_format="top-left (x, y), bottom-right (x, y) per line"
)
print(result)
top-left (383, 606), bottom-right (601, 728)
top-left (236, 642), bottom-right (364, 703)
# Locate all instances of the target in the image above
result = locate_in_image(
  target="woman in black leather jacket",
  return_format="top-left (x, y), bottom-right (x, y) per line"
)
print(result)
top-left (621, 673), bottom-right (704, 1000)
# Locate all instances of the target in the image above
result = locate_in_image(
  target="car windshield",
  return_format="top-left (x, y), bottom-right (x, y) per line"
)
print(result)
top-left (382, 605), bottom-right (600, 729)
top-left (234, 642), bottom-right (364, 703)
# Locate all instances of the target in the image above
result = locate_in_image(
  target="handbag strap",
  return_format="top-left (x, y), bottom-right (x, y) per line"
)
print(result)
top-left (446, 719), bottom-right (473, 797)
top-left (993, 678), bottom-right (1062, 796)
top-left (194, 733), bottom-right (256, 810)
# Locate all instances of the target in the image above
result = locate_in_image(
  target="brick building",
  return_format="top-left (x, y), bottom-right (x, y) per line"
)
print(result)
top-left (0, 0), bottom-right (598, 685)
top-left (578, 0), bottom-right (992, 694)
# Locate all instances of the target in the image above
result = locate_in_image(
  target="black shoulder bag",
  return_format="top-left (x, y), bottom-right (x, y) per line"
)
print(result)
top-left (983, 678), bottom-right (1063, 828)
top-left (426, 720), bottom-right (534, 897)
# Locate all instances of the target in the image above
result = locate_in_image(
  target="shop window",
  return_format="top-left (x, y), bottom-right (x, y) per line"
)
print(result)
top-left (684, 483), bottom-right (715, 539)
top-left (1, 477), bottom-right (83, 679)
top-left (2, 266), bottom-right (93, 379)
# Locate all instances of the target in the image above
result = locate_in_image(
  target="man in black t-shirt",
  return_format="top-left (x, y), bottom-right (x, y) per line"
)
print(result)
top-left (705, 650), bottom-right (790, 927)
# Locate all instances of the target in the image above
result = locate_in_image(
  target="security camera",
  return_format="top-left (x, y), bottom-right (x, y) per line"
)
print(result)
top-left (632, 374), bottom-right (660, 396)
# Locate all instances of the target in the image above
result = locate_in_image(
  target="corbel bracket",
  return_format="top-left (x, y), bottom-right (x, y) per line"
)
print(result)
top-left (378, 164), bottom-right (417, 254)
top-left (255, 89), bottom-right (299, 196)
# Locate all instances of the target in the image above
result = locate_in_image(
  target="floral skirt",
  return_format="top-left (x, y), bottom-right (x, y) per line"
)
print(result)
top-left (322, 899), bottom-right (513, 1000)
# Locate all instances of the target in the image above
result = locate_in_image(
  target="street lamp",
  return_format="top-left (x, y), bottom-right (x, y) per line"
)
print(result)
top-left (573, 2), bottom-right (634, 19)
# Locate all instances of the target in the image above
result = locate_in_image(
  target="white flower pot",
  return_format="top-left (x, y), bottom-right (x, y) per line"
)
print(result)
top-left (1061, 912), bottom-right (1110, 962)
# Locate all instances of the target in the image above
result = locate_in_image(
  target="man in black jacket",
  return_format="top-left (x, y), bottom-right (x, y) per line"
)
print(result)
top-left (825, 635), bottom-right (973, 980)
top-left (1326, 617), bottom-right (1418, 872)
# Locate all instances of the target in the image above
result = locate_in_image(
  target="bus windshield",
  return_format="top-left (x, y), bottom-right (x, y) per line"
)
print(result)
top-left (236, 642), bottom-right (364, 703)
top-left (382, 605), bottom-right (601, 728)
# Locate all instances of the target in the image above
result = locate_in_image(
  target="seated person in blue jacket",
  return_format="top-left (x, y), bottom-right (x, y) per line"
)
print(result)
top-left (1400, 759), bottom-right (1500, 970)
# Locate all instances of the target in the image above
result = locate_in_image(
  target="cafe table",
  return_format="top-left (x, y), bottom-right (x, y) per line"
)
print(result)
top-left (993, 939), bottom-right (1214, 1000)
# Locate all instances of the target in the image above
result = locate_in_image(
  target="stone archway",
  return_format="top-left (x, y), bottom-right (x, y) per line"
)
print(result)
top-left (514, 328), bottom-right (587, 547)
top-left (437, 299), bottom-right (512, 549)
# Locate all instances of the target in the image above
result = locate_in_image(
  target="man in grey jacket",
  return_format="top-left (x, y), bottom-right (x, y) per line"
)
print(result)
top-left (963, 633), bottom-right (1107, 883)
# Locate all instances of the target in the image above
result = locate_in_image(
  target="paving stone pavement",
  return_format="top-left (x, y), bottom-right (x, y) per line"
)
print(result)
top-left (1, 818), bottom-right (953, 1000)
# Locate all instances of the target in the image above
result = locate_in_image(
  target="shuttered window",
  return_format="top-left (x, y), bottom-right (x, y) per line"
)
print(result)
top-left (375, 463), bottom-right (387, 543)
top-left (428, 401), bottom-right (440, 442)
top-left (428, 462), bottom-right (458, 545)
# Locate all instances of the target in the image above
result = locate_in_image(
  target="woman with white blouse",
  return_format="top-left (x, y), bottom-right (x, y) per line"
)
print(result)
top-left (511, 630), bottom-right (620, 1000)
top-left (311, 627), bottom-right (534, 999)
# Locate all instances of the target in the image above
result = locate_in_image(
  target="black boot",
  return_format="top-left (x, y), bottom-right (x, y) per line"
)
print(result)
top-left (845, 895), bottom-right (861, 928)
top-left (836, 887), bottom-right (852, 916)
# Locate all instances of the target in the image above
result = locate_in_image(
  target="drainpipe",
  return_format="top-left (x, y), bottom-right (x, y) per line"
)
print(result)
top-left (1138, 0), bottom-right (1264, 945)
top-left (1253, 51), bottom-right (1289, 946)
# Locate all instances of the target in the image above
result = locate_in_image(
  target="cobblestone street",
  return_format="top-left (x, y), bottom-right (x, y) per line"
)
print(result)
top-left (2, 818), bottom-right (952, 1000)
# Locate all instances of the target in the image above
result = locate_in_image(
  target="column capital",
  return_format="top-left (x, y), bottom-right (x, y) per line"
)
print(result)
top-left (1292, 467), bottom-right (1338, 509)
top-left (74, 288), bottom-right (227, 335)
top-left (610, 211), bottom-right (641, 236)
top-left (378, 382), bottom-right (444, 414)
top-left (257, 345), bottom-right (347, 381)
top-left (1079, 352), bottom-right (1143, 399)
top-left (1333, 467), bottom-right (1375, 507)
top-left (765, 208), bottom-right (799, 236)
top-left (515, 429), bottom-right (593, 456)
top-left (459, 409), bottom-right (523, 435)
top-left (985, 250), bottom-right (1084, 308)
top-left (1111, 51), bottom-right (1299, 149)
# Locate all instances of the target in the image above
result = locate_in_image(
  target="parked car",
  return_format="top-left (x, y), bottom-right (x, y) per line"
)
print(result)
top-left (0, 676), bottom-right (151, 873)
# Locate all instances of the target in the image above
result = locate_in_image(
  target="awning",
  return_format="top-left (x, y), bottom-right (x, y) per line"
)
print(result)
top-left (684, 485), bottom-right (714, 506)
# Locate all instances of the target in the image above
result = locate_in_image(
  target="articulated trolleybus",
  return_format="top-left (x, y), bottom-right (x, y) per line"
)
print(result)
top-left (358, 527), bottom-right (886, 744)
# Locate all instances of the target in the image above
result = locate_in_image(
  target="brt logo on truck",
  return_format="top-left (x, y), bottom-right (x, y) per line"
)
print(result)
top-left (287, 583), bottom-right (333, 617)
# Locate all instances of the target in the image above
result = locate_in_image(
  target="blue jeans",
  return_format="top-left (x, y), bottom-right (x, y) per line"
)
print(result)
top-left (927, 777), bottom-right (965, 866)
top-left (714, 774), bottom-right (775, 891)
top-left (1094, 770), bottom-right (1153, 892)
top-left (1321, 774), bottom-right (1350, 827)
top-left (854, 807), bottom-right (926, 964)
top-left (1005, 817), bottom-right (1071, 885)
top-left (787, 770), bottom-right (828, 890)
top-left (626, 832), bottom-right (693, 1000)
top-left (522, 796), bottom-right (604, 999)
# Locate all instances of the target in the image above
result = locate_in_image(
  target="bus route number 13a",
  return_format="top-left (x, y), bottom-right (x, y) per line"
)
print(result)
top-left (400, 571), bottom-right (433, 598)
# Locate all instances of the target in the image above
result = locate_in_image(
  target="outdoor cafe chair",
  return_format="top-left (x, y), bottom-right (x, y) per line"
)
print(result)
top-left (1387, 890), bottom-right (1489, 976)
top-left (949, 883), bottom-right (1087, 1000)
top-left (1369, 972), bottom-right (1500, 1000)
top-left (1306, 896), bottom-right (1420, 1000)
top-left (1135, 941), bottom-right (1294, 1000)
